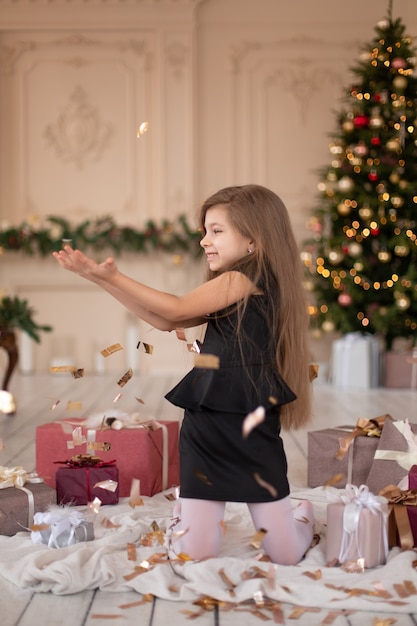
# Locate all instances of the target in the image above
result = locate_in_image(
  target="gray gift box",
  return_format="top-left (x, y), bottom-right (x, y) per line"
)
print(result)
top-left (307, 426), bottom-right (380, 488)
top-left (0, 483), bottom-right (56, 536)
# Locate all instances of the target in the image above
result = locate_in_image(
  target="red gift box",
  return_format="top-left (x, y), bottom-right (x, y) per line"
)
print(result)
top-left (56, 461), bottom-right (119, 505)
top-left (36, 419), bottom-right (179, 497)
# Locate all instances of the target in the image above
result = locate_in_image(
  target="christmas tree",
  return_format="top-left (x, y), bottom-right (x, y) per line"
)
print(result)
top-left (302, 2), bottom-right (417, 350)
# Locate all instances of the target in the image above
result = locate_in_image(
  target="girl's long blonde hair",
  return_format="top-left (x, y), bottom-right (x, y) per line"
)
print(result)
top-left (199, 184), bottom-right (312, 430)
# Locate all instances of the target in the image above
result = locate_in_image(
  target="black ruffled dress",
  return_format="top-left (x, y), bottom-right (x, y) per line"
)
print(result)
top-left (165, 295), bottom-right (296, 503)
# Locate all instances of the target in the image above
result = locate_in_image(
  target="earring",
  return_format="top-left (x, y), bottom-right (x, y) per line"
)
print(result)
top-left (247, 248), bottom-right (253, 254)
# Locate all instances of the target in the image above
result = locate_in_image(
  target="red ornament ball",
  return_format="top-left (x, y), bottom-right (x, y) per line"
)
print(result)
top-left (368, 171), bottom-right (379, 182)
top-left (371, 136), bottom-right (381, 146)
top-left (338, 293), bottom-right (353, 307)
top-left (353, 114), bottom-right (369, 128)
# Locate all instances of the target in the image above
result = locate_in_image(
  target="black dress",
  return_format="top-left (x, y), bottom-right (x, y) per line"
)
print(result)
top-left (165, 295), bottom-right (296, 503)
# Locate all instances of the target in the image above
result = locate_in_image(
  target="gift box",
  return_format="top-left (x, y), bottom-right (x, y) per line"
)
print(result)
top-left (379, 480), bottom-right (417, 550)
top-left (366, 419), bottom-right (417, 494)
top-left (326, 484), bottom-right (389, 568)
top-left (331, 332), bottom-right (381, 389)
top-left (0, 480), bottom-right (56, 536)
top-left (56, 458), bottom-right (119, 505)
top-left (307, 415), bottom-right (391, 488)
top-left (36, 419), bottom-right (179, 497)
top-left (383, 350), bottom-right (417, 388)
top-left (31, 507), bottom-right (95, 548)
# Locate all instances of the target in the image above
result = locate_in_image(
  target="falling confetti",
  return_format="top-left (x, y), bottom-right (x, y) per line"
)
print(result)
top-left (101, 343), bottom-right (123, 357)
top-left (253, 473), bottom-right (278, 498)
top-left (194, 353), bottom-right (220, 369)
top-left (242, 406), bottom-right (265, 438)
top-left (117, 368), bottom-right (133, 387)
top-left (136, 121), bottom-right (149, 137)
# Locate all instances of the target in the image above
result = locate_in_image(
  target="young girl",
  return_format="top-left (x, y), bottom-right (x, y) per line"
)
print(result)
top-left (53, 184), bottom-right (315, 565)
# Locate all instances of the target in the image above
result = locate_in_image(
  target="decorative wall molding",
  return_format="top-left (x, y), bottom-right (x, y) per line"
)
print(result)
top-left (44, 85), bottom-right (113, 170)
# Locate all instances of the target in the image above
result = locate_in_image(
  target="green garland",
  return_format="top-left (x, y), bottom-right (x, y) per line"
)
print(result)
top-left (0, 214), bottom-right (202, 258)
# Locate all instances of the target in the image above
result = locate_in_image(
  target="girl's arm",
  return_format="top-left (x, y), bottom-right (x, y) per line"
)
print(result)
top-left (52, 246), bottom-right (257, 331)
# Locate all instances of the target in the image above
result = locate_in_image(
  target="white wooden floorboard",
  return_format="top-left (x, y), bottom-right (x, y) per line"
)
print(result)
top-left (1, 372), bottom-right (417, 625)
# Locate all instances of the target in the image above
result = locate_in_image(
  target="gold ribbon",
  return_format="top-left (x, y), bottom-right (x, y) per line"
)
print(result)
top-left (336, 414), bottom-right (393, 460)
top-left (379, 485), bottom-right (417, 551)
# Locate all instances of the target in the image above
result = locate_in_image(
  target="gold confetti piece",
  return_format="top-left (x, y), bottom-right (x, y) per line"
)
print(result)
top-left (127, 543), bottom-right (137, 561)
top-left (194, 353), bottom-right (220, 369)
top-left (113, 393), bottom-right (122, 403)
top-left (117, 368), bottom-right (133, 387)
top-left (219, 520), bottom-right (227, 535)
top-left (119, 598), bottom-right (153, 609)
top-left (168, 584), bottom-right (179, 593)
top-left (94, 480), bottom-right (118, 492)
top-left (373, 620), bottom-right (397, 626)
top-left (289, 606), bottom-right (321, 619)
top-left (268, 395), bottom-right (278, 405)
top-left (194, 469), bottom-right (213, 485)
top-left (87, 497), bottom-right (102, 514)
top-left (341, 558), bottom-right (365, 574)
top-left (250, 528), bottom-right (268, 549)
top-left (324, 473), bottom-right (344, 488)
top-left (253, 473), bottom-right (278, 498)
top-left (50, 400), bottom-right (61, 410)
top-left (71, 368), bottom-right (85, 379)
top-left (136, 341), bottom-right (154, 354)
top-left (175, 328), bottom-right (187, 341)
top-left (49, 365), bottom-right (77, 373)
top-left (91, 615), bottom-right (123, 620)
top-left (187, 340), bottom-right (201, 353)
top-left (66, 401), bottom-right (82, 412)
top-left (136, 121), bottom-right (149, 137)
top-left (87, 441), bottom-right (111, 452)
top-left (303, 569), bottom-right (322, 580)
top-left (171, 528), bottom-right (189, 543)
top-left (70, 426), bottom-right (87, 447)
top-left (242, 406), bottom-right (265, 438)
top-left (129, 478), bottom-right (144, 508)
top-left (309, 363), bottom-right (319, 381)
top-left (101, 343), bottom-right (123, 357)
top-left (101, 517), bottom-right (121, 529)
top-left (135, 396), bottom-right (145, 405)
top-left (165, 492), bottom-right (178, 501)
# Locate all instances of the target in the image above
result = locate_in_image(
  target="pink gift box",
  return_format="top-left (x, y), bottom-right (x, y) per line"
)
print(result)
top-left (383, 351), bottom-right (417, 388)
top-left (56, 464), bottom-right (119, 505)
top-left (36, 419), bottom-right (179, 497)
top-left (326, 499), bottom-right (389, 568)
top-left (0, 483), bottom-right (55, 536)
top-left (366, 420), bottom-right (417, 495)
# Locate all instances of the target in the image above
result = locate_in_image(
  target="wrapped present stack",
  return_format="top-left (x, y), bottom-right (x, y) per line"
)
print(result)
top-left (0, 466), bottom-right (55, 536)
top-left (36, 415), bottom-right (179, 498)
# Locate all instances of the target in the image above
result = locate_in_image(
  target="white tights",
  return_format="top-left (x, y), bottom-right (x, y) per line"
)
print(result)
top-left (170, 497), bottom-right (314, 565)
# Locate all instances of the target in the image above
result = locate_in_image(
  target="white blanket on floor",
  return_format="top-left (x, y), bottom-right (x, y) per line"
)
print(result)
top-left (0, 486), bottom-right (416, 614)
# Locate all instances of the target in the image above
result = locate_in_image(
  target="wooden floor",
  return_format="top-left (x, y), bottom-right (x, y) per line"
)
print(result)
top-left (2, 371), bottom-right (417, 625)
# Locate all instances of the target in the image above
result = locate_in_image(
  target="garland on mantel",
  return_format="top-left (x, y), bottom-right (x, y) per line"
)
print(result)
top-left (0, 214), bottom-right (202, 258)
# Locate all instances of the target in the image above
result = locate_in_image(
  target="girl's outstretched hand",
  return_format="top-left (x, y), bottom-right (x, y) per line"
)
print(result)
top-left (52, 246), bottom-right (118, 282)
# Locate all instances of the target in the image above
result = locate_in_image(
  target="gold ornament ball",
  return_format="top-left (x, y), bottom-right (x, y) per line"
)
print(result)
top-left (322, 320), bottom-right (335, 333)
top-left (347, 242), bottom-right (363, 257)
top-left (393, 76), bottom-right (408, 90)
top-left (389, 172), bottom-right (400, 184)
top-left (337, 202), bottom-right (351, 216)
top-left (394, 244), bottom-right (410, 257)
top-left (342, 120), bottom-right (355, 132)
top-left (359, 206), bottom-right (372, 220)
top-left (386, 138), bottom-right (400, 151)
top-left (391, 196), bottom-right (404, 208)
top-left (378, 250), bottom-right (391, 262)
top-left (396, 295), bottom-right (410, 311)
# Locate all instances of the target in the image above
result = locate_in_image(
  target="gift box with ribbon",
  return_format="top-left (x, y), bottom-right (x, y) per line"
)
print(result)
top-left (326, 484), bottom-right (389, 568)
top-left (331, 332), bottom-right (381, 389)
top-left (36, 418), bottom-right (179, 497)
top-left (31, 506), bottom-right (95, 548)
top-left (55, 455), bottom-right (119, 506)
top-left (366, 419), bottom-right (417, 494)
top-left (307, 415), bottom-right (392, 488)
top-left (0, 466), bottom-right (55, 536)
top-left (383, 349), bottom-right (417, 389)
top-left (379, 480), bottom-right (417, 550)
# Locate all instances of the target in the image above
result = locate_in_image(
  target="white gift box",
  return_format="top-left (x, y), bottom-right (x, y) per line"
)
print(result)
top-left (331, 332), bottom-right (381, 389)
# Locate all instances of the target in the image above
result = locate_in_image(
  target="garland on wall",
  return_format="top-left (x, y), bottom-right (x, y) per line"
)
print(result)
top-left (0, 215), bottom-right (202, 258)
